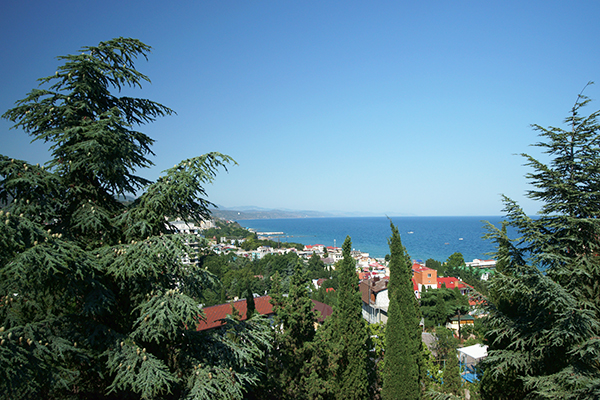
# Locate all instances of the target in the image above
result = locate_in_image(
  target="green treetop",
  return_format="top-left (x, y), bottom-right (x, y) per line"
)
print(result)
top-left (434, 328), bottom-right (462, 397)
top-left (382, 222), bottom-right (422, 400)
top-left (481, 85), bottom-right (600, 399)
top-left (267, 259), bottom-right (318, 399)
top-left (0, 38), bottom-right (270, 400)
top-left (331, 236), bottom-right (373, 400)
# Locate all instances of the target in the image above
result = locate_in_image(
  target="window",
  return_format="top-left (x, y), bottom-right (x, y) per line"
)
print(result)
top-left (427, 273), bottom-right (431, 278)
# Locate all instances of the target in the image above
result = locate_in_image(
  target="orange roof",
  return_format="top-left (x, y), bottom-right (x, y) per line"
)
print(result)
top-left (437, 277), bottom-right (468, 290)
top-left (412, 264), bottom-right (434, 273)
top-left (197, 295), bottom-right (333, 331)
top-left (469, 298), bottom-right (484, 306)
top-left (358, 272), bottom-right (371, 280)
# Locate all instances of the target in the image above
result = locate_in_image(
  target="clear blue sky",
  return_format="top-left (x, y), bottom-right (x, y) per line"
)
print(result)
top-left (2, 1), bottom-right (599, 216)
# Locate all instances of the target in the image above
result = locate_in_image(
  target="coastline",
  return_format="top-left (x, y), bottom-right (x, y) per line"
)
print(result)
top-left (238, 216), bottom-right (505, 262)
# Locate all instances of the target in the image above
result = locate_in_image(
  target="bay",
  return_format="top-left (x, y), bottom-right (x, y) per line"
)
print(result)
top-left (236, 216), bottom-right (508, 262)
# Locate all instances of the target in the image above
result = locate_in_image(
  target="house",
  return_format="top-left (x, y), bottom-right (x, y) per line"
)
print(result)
top-left (445, 313), bottom-right (475, 334)
top-left (197, 295), bottom-right (333, 331)
top-left (465, 259), bottom-right (496, 269)
top-left (412, 278), bottom-right (420, 299)
top-left (359, 277), bottom-right (389, 324)
top-left (312, 278), bottom-right (329, 290)
top-left (437, 277), bottom-right (470, 295)
top-left (358, 271), bottom-right (372, 281)
top-left (458, 344), bottom-right (488, 383)
top-left (321, 256), bottom-right (336, 267)
top-left (412, 263), bottom-right (437, 292)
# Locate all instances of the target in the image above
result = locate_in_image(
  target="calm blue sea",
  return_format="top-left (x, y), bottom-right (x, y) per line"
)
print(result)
top-left (237, 216), bottom-right (509, 262)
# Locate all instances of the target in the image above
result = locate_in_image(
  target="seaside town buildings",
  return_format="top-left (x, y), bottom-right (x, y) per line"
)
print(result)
top-left (358, 259), bottom-right (491, 332)
top-left (197, 295), bottom-right (333, 331)
top-left (169, 219), bottom-right (493, 334)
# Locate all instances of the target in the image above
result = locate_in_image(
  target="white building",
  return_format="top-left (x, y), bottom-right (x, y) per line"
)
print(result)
top-left (359, 277), bottom-right (389, 324)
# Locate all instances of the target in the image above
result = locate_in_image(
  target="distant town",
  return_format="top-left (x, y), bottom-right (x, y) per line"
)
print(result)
top-left (170, 217), bottom-right (495, 336)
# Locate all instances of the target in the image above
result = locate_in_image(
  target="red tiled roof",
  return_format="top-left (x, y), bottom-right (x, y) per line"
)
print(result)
top-left (312, 300), bottom-right (333, 322)
top-left (197, 295), bottom-right (333, 331)
top-left (197, 295), bottom-right (274, 331)
top-left (437, 277), bottom-right (468, 290)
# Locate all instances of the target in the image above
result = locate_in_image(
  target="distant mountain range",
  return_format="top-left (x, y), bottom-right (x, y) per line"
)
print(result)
top-left (209, 205), bottom-right (408, 220)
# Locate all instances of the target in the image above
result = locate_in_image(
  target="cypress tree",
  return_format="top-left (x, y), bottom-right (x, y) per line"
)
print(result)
top-left (382, 222), bottom-right (421, 400)
top-left (481, 85), bottom-right (600, 399)
top-left (332, 236), bottom-right (372, 400)
top-left (0, 38), bottom-right (271, 399)
top-left (443, 346), bottom-right (462, 397)
top-left (246, 284), bottom-right (256, 317)
top-left (269, 259), bottom-right (318, 399)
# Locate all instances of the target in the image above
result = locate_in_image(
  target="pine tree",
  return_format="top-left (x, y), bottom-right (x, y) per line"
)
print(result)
top-left (331, 236), bottom-right (372, 400)
top-left (246, 284), bottom-right (256, 317)
top-left (0, 38), bottom-right (271, 399)
top-left (432, 327), bottom-right (462, 397)
top-left (268, 259), bottom-right (318, 399)
top-left (442, 342), bottom-right (461, 396)
top-left (481, 84), bottom-right (600, 399)
top-left (382, 223), bottom-right (421, 399)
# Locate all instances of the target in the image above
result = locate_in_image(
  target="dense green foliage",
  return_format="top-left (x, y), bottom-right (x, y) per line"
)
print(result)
top-left (382, 223), bottom-right (421, 399)
top-left (425, 258), bottom-right (442, 272)
top-left (433, 328), bottom-right (462, 396)
top-left (202, 220), bottom-right (254, 243)
top-left (199, 249), bottom-right (333, 306)
top-left (332, 236), bottom-right (374, 399)
top-left (481, 86), bottom-right (600, 399)
top-left (266, 261), bottom-right (319, 399)
top-left (420, 288), bottom-right (469, 328)
top-left (313, 236), bottom-right (374, 400)
top-left (427, 252), bottom-right (488, 296)
top-left (0, 38), bottom-right (271, 399)
top-left (240, 237), bottom-right (304, 251)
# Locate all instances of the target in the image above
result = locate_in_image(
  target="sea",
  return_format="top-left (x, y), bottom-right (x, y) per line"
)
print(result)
top-left (236, 216), bottom-right (510, 263)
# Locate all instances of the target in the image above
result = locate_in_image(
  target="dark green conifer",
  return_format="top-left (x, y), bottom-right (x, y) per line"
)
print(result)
top-left (0, 38), bottom-right (270, 399)
top-left (269, 259), bottom-right (318, 399)
top-left (443, 346), bottom-right (462, 397)
top-left (246, 284), bottom-right (256, 317)
top-left (332, 236), bottom-right (372, 400)
top-left (382, 223), bottom-right (421, 400)
top-left (481, 85), bottom-right (600, 399)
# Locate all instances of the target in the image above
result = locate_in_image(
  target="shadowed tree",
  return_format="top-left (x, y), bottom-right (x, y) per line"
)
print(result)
top-left (0, 38), bottom-right (270, 399)
top-left (331, 236), bottom-right (373, 400)
top-left (481, 84), bottom-right (600, 399)
top-left (266, 260), bottom-right (318, 399)
top-left (382, 222), bottom-right (421, 399)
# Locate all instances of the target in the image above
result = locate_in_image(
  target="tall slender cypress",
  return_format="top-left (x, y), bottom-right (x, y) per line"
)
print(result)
top-left (332, 236), bottom-right (372, 400)
top-left (269, 260), bottom-right (317, 399)
top-left (382, 223), bottom-right (421, 399)
top-left (246, 284), bottom-right (256, 317)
